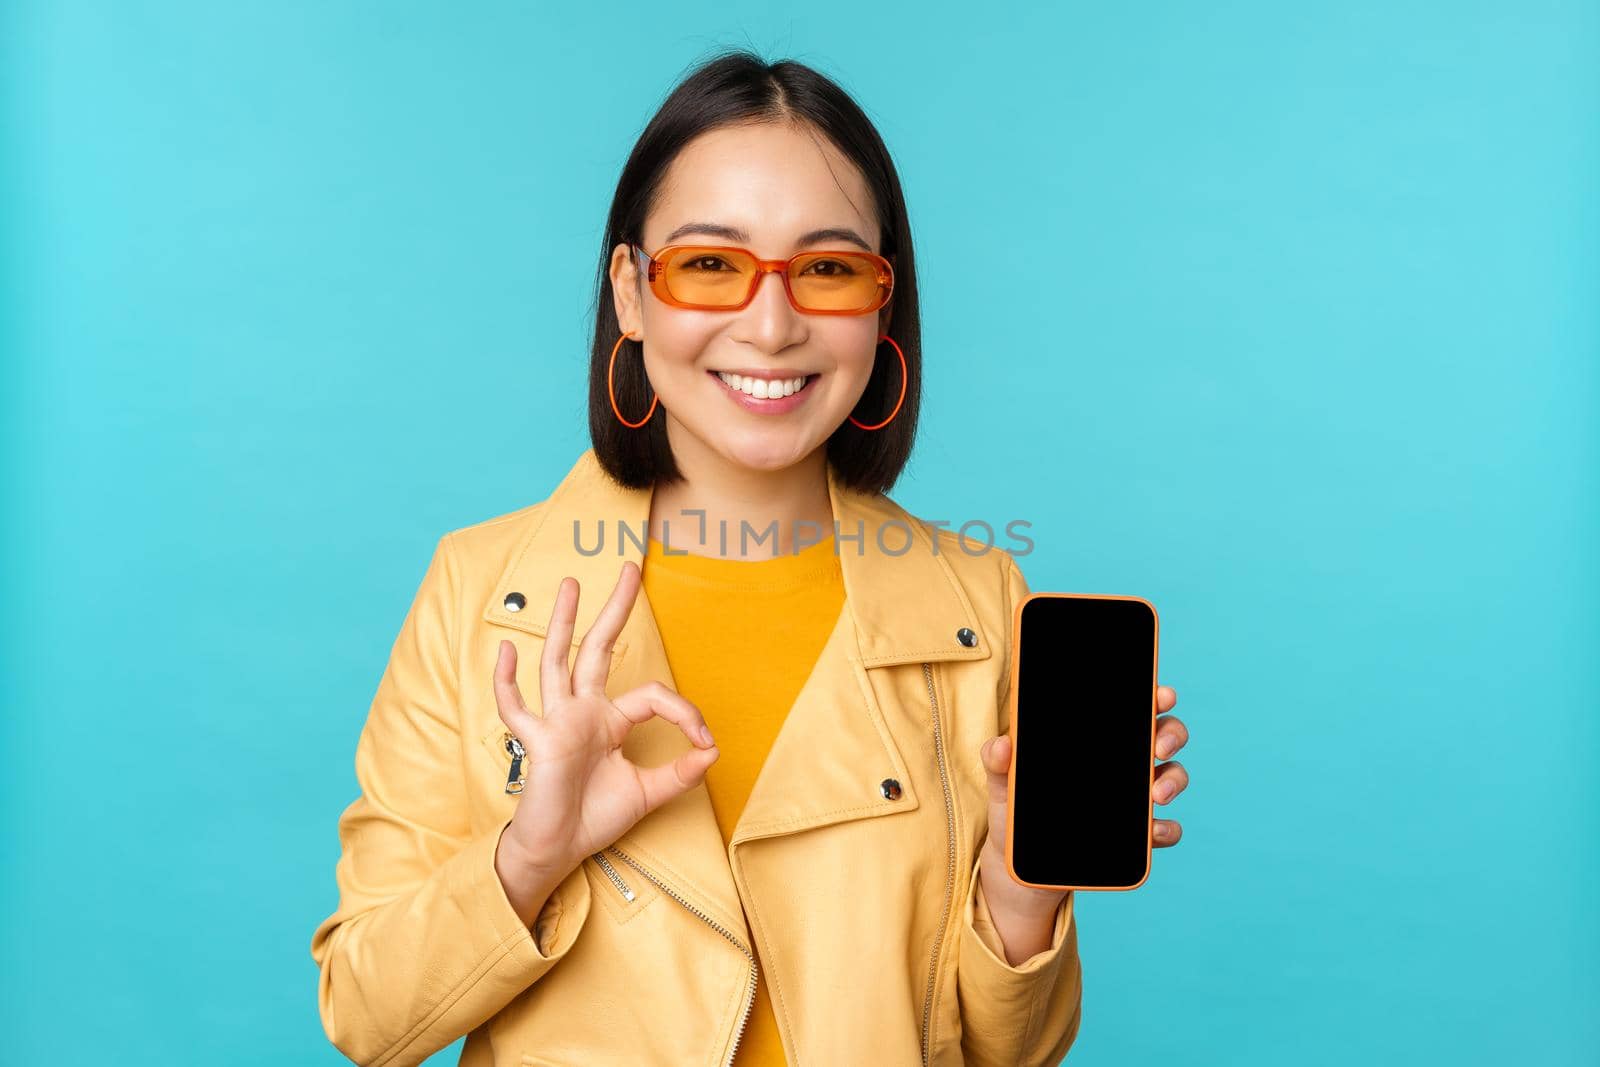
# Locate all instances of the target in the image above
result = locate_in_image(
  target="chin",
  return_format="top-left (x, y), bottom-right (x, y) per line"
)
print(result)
top-left (713, 436), bottom-right (818, 474)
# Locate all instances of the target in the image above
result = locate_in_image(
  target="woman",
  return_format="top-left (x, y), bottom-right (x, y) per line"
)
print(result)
top-left (310, 50), bottom-right (1190, 1067)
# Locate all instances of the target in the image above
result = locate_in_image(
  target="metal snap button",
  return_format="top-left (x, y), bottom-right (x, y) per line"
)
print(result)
top-left (880, 778), bottom-right (902, 800)
top-left (504, 591), bottom-right (527, 612)
top-left (956, 627), bottom-right (977, 647)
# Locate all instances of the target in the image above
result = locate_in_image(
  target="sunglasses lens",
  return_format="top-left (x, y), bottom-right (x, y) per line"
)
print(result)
top-left (789, 252), bottom-right (891, 312)
top-left (655, 247), bottom-right (891, 312)
top-left (658, 247), bottom-right (760, 308)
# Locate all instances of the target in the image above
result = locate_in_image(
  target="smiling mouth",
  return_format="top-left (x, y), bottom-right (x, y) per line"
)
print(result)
top-left (709, 370), bottom-right (819, 400)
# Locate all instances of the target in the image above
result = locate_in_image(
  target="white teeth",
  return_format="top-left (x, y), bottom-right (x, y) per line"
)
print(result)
top-left (717, 372), bottom-right (810, 399)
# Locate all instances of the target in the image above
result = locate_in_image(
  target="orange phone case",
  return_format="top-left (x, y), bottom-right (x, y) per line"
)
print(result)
top-left (1002, 591), bottom-right (1160, 892)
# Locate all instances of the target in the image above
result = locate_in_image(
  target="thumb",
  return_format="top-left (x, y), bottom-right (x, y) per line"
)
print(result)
top-left (981, 734), bottom-right (1014, 853)
top-left (638, 742), bottom-right (720, 814)
top-left (982, 734), bottom-right (1013, 778)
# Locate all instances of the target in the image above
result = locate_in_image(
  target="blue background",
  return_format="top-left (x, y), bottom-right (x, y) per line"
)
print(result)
top-left (4, 3), bottom-right (1595, 1064)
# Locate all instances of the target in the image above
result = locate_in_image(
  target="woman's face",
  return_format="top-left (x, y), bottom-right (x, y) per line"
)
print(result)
top-left (610, 121), bottom-right (892, 476)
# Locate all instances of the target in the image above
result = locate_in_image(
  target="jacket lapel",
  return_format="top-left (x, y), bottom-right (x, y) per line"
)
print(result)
top-left (483, 448), bottom-right (994, 938)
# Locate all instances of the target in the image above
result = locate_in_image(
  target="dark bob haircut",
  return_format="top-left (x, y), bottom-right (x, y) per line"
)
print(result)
top-left (587, 49), bottom-right (921, 495)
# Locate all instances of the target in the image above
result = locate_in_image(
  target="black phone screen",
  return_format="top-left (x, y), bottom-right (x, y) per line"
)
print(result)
top-left (1009, 594), bottom-right (1159, 890)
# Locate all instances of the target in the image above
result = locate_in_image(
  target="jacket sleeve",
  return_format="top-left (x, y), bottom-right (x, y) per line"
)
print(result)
top-left (308, 532), bottom-right (592, 1067)
top-left (955, 550), bottom-right (1084, 1066)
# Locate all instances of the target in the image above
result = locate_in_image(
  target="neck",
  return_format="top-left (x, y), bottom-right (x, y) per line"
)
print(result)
top-left (649, 423), bottom-right (833, 559)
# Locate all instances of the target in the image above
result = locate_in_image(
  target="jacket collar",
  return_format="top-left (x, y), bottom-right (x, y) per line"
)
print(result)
top-left (479, 448), bottom-right (993, 938)
top-left (482, 448), bottom-right (992, 671)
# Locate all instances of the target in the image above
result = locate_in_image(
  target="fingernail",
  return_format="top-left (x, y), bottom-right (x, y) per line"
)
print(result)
top-left (1156, 739), bottom-right (1171, 758)
top-left (700, 725), bottom-right (715, 747)
top-left (1155, 781), bottom-right (1174, 802)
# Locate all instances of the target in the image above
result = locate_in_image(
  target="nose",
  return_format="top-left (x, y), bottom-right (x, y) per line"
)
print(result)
top-left (735, 264), bottom-right (806, 350)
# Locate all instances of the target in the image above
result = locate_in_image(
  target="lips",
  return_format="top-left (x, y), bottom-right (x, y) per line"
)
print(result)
top-left (707, 369), bottom-right (819, 414)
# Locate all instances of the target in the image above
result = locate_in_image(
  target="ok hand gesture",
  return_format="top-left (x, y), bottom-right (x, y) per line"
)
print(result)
top-left (492, 560), bottom-right (721, 887)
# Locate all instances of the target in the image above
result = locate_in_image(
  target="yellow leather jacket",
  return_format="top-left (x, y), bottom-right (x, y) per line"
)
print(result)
top-left (310, 448), bottom-right (1082, 1066)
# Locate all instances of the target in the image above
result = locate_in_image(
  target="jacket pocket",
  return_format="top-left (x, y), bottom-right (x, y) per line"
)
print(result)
top-left (584, 847), bottom-right (659, 923)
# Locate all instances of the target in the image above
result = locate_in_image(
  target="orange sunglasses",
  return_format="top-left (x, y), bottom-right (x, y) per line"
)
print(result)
top-left (630, 242), bottom-right (894, 315)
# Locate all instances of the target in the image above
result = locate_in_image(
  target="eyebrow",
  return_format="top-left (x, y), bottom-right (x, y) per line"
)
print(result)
top-left (660, 221), bottom-right (875, 253)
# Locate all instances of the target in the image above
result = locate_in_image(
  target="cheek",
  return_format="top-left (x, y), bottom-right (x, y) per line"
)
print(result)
top-left (641, 317), bottom-right (718, 380)
top-left (829, 334), bottom-right (883, 391)
top-left (837, 349), bottom-right (878, 384)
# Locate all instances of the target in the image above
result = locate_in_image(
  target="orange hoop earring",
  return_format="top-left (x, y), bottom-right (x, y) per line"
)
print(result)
top-left (608, 332), bottom-right (658, 428)
top-left (848, 334), bottom-right (907, 431)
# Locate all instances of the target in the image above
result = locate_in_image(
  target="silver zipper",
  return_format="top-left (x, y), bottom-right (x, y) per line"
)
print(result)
top-left (501, 731), bottom-right (526, 795)
top-left (602, 844), bottom-right (759, 1067)
top-left (920, 660), bottom-right (957, 1067)
top-left (590, 850), bottom-right (636, 901)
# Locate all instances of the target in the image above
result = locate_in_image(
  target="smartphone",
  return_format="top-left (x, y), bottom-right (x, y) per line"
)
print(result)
top-left (1003, 592), bottom-right (1161, 892)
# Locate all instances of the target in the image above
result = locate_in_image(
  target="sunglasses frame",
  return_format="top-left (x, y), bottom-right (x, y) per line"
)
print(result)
top-left (629, 242), bottom-right (895, 315)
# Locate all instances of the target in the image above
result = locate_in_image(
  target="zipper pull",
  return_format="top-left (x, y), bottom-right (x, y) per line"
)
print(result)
top-left (503, 732), bottom-right (526, 794)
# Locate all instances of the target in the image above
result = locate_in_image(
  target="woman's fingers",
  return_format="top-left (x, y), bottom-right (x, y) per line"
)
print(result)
top-left (1151, 685), bottom-right (1188, 848)
top-left (1152, 759), bottom-right (1187, 804)
top-left (611, 681), bottom-right (717, 749)
top-left (572, 561), bottom-right (642, 698)
top-left (540, 577), bottom-right (579, 712)
top-left (494, 640), bottom-right (541, 740)
top-left (1155, 713), bottom-right (1188, 759)
top-left (1152, 727), bottom-right (1186, 844)
top-left (610, 681), bottom-right (720, 813)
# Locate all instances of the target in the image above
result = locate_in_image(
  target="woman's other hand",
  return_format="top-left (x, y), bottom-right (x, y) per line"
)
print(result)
top-left (975, 684), bottom-right (1187, 960)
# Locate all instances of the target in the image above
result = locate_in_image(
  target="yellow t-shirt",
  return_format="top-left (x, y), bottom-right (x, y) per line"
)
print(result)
top-left (641, 530), bottom-right (846, 1067)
